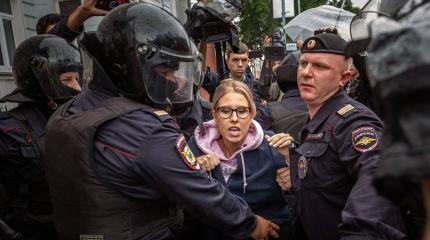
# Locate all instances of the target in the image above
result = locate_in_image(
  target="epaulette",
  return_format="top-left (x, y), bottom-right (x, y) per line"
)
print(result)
top-left (337, 104), bottom-right (356, 118)
top-left (151, 109), bottom-right (172, 122)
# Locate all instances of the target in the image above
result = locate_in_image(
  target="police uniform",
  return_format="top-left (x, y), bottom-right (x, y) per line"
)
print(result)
top-left (43, 3), bottom-right (258, 240)
top-left (45, 86), bottom-right (256, 240)
top-left (263, 51), bottom-right (308, 138)
top-left (278, 89), bottom-right (307, 113)
top-left (350, 2), bottom-right (429, 238)
top-left (171, 98), bottom-right (206, 140)
top-left (0, 34), bottom-right (83, 240)
top-left (0, 103), bottom-right (56, 240)
top-left (290, 33), bottom-right (406, 240)
top-left (268, 92), bottom-right (308, 141)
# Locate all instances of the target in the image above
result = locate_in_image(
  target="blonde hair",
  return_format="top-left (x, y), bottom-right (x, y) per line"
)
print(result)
top-left (212, 79), bottom-right (256, 114)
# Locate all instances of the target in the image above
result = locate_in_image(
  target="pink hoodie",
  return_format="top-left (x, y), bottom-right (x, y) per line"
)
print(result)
top-left (194, 119), bottom-right (264, 183)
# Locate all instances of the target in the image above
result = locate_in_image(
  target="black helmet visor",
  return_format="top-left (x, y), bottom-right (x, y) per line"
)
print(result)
top-left (138, 45), bottom-right (201, 105)
top-left (31, 37), bottom-right (83, 101)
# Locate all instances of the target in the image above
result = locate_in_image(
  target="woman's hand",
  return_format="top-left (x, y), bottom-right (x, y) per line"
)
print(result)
top-left (265, 133), bottom-right (294, 158)
top-left (196, 154), bottom-right (220, 172)
top-left (276, 167), bottom-right (291, 191)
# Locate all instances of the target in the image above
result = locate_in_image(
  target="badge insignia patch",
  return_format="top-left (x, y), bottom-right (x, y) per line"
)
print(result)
top-left (306, 132), bottom-right (324, 141)
top-left (176, 135), bottom-right (200, 171)
top-left (298, 155), bottom-right (307, 179)
top-left (352, 126), bottom-right (379, 152)
top-left (307, 39), bottom-right (316, 49)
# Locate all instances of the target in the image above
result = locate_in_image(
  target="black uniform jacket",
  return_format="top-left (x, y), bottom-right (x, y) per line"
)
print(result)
top-left (290, 90), bottom-right (406, 240)
top-left (66, 87), bottom-right (256, 239)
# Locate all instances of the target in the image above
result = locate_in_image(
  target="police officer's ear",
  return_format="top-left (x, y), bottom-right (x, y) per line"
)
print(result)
top-left (339, 71), bottom-right (352, 88)
top-left (339, 57), bottom-right (353, 88)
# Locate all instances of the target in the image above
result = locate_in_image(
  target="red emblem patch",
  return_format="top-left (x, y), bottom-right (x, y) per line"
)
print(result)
top-left (351, 126), bottom-right (379, 153)
top-left (176, 135), bottom-right (200, 171)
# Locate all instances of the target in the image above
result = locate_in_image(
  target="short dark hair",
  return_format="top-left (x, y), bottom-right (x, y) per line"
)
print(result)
top-left (36, 13), bottom-right (65, 34)
top-left (226, 42), bottom-right (249, 60)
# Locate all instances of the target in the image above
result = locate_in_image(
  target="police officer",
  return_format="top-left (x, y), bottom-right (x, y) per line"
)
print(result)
top-left (43, 3), bottom-right (279, 240)
top-left (346, 0), bottom-right (429, 238)
top-left (168, 50), bottom-right (208, 140)
top-left (290, 32), bottom-right (406, 240)
top-left (275, 51), bottom-right (307, 113)
top-left (268, 51), bottom-right (308, 140)
top-left (0, 35), bottom-right (83, 240)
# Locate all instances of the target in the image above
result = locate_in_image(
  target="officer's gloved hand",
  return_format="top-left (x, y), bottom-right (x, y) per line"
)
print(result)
top-left (251, 215), bottom-right (279, 240)
top-left (196, 154), bottom-right (220, 172)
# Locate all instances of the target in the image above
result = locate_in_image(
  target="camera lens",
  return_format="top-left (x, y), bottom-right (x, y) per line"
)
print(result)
top-left (109, 1), bottom-right (120, 8)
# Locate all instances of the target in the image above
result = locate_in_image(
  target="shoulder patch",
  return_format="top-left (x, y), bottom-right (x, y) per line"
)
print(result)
top-left (337, 104), bottom-right (356, 118)
top-left (176, 134), bottom-right (200, 171)
top-left (351, 126), bottom-right (379, 153)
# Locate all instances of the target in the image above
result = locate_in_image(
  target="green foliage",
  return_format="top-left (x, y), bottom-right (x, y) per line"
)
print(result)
top-left (239, 0), bottom-right (359, 49)
top-left (327, 0), bottom-right (361, 13)
top-left (239, 0), bottom-right (280, 49)
top-left (299, 0), bottom-right (327, 13)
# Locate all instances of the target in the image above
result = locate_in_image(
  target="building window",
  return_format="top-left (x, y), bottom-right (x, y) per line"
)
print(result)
top-left (0, 0), bottom-right (15, 72)
top-left (161, 0), bottom-right (172, 11)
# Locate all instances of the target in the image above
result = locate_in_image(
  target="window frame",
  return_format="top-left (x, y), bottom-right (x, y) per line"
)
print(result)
top-left (0, 3), bottom-right (15, 73)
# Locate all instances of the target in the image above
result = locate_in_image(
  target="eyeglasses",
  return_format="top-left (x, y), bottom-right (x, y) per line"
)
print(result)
top-left (216, 107), bottom-right (251, 119)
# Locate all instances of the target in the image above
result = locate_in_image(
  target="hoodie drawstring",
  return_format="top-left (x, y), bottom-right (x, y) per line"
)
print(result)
top-left (240, 152), bottom-right (248, 194)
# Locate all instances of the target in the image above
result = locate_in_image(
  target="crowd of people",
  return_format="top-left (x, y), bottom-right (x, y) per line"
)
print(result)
top-left (0, 0), bottom-right (428, 240)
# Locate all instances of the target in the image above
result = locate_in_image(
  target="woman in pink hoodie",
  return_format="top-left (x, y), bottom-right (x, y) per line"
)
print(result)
top-left (188, 79), bottom-right (294, 240)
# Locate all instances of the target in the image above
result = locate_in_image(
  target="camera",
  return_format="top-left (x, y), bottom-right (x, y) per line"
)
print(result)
top-left (184, 0), bottom-right (241, 51)
top-left (95, 0), bottom-right (129, 11)
top-left (264, 27), bottom-right (287, 61)
top-left (248, 50), bottom-right (263, 59)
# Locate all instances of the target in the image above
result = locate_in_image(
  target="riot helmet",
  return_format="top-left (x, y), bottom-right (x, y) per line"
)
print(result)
top-left (197, 0), bottom-right (241, 21)
top-left (80, 2), bottom-right (201, 111)
top-left (276, 51), bottom-right (301, 93)
top-left (348, 0), bottom-right (409, 54)
top-left (1, 35), bottom-right (83, 105)
top-left (347, 0), bottom-right (430, 222)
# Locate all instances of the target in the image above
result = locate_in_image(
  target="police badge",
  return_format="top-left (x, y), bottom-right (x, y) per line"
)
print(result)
top-left (298, 155), bottom-right (307, 179)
